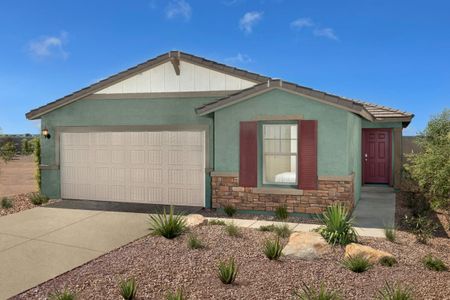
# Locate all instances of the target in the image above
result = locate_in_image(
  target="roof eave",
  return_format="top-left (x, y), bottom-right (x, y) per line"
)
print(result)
top-left (196, 81), bottom-right (374, 121)
top-left (26, 51), bottom-right (270, 120)
top-left (372, 115), bottom-right (414, 128)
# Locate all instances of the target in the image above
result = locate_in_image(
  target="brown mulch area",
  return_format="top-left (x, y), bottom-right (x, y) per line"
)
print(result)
top-left (200, 209), bottom-right (322, 224)
top-left (15, 225), bottom-right (450, 300)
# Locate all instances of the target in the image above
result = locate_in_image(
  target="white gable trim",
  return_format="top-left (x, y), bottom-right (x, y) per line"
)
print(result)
top-left (95, 61), bottom-right (256, 94)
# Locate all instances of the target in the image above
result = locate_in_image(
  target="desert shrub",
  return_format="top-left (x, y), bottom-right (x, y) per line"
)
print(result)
top-left (148, 206), bottom-right (186, 239)
top-left (401, 191), bottom-right (430, 217)
top-left (217, 257), bottom-right (238, 284)
top-left (48, 290), bottom-right (76, 300)
top-left (224, 222), bottom-right (241, 237)
top-left (342, 255), bottom-right (372, 273)
top-left (0, 141), bottom-right (16, 163)
top-left (223, 204), bottom-right (237, 217)
top-left (275, 205), bottom-right (289, 220)
top-left (30, 192), bottom-right (49, 205)
top-left (208, 219), bottom-right (226, 226)
top-left (259, 224), bottom-right (276, 232)
top-left (274, 223), bottom-right (291, 238)
top-left (187, 234), bottom-right (204, 249)
top-left (33, 138), bottom-right (41, 191)
top-left (379, 256), bottom-right (397, 267)
top-left (1, 197), bottom-right (13, 209)
top-left (21, 139), bottom-right (28, 155)
top-left (405, 109), bottom-right (449, 226)
top-left (166, 289), bottom-right (184, 300)
top-left (318, 203), bottom-right (358, 245)
top-left (293, 283), bottom-right (341, 300)
top-left (403, 191), bottom-right (416, 208)
top-left (21, 138), bottom-right (34, 155)
top-left (119, 278), bottom-right (137, 300)
top-left (377, 281), bottom-right (413, 300)
top-left (258, 223), bottom-right (291, 238)
top-left (384, 227), bottom-right (396, 242)
top-left (263, 237), bottom-right (283, 260)
top-left (423, 254), bottom-right (448, 271)
top-left (402, 215), bottom-right (437, 244)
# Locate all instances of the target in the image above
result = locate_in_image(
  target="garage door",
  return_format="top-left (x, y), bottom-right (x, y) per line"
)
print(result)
top-left (60, 131), bottom-right (205, 206)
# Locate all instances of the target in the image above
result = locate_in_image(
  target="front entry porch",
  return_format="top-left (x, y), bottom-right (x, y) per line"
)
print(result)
top-left (352, 185), bottom-right (396, 228)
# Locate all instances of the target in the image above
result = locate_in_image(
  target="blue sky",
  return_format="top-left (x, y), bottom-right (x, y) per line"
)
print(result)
top-left (0, 0), bottom-right (449, 135)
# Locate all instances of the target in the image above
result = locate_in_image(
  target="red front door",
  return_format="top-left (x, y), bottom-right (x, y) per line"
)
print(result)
top-left (362, 129), bottom-right (391, 184)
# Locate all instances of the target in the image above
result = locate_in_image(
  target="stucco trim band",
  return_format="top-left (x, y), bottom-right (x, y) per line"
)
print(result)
top-left (210, 171), bottom-right (354, 182)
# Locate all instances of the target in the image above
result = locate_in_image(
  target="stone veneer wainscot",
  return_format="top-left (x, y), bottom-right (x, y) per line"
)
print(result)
top-left (211, 173), bottom-right (354, 214)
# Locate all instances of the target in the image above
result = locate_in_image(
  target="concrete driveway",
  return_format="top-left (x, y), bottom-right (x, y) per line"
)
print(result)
top-left (0, 206), bottom-right (149, 299)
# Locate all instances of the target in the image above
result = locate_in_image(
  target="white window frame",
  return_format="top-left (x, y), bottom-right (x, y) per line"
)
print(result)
top-left (262, 123), bottom-right (298, 186)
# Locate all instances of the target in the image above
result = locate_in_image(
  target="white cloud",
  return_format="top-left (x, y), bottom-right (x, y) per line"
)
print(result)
top-left (222, 0), bottom-right (241, 5)
top-left (313, 27), bottom-right (338, 40)
top-left (28, 32), bottom-right (68, 59)
top-left (239, 11), bottom-right (263, 34)
top-left (290, 18), bottom-right (314, 30)
top-left (165, 0), bottom-right (192, 21)
top-left (225, 53), bottom-right (252, 64)
top-left (290, 17), bottom-right (339, 41)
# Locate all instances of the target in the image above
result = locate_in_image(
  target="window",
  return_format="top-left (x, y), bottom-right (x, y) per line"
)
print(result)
top-left (262, 123), bottom-right (298, 185)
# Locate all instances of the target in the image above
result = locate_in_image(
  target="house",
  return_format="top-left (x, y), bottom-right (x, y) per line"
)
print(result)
top-left (26, 51), bottom-right (413, 214)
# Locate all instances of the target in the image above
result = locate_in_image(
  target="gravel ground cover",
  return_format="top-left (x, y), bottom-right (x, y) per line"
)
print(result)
top-left (15, 224), bottom-right (450, 300)
top-left (0, 193), bottom-right (43, 216)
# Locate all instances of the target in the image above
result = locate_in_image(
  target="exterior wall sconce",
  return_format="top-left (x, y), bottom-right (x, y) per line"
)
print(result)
top-left (42, 128), bottom-right (51, 139)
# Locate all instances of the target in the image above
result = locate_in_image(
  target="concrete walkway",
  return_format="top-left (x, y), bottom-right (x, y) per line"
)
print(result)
top-left (205, 217), bottom-right (386, 239)
top-left (352, 186), bottom-right (396, 229)
top-left (0, 207), bottom-right (149, 299)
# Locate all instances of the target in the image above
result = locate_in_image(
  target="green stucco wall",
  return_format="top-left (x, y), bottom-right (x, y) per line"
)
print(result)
top-left (37, 89), bottom-right (405, 207)
top-left (214, 89), bottom-right (357, 178)
top-left (40, 97), bottom-right (215, 207)
top-left (347, 113), bottom-right (362, 202)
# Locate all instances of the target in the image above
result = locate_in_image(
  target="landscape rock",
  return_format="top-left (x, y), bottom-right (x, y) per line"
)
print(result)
top-left (345, 243), bottom-right (394, 264)
top-left (282, 231), bottom-right (331, 260)
top-left (185, 214), bottom-right (208, 227)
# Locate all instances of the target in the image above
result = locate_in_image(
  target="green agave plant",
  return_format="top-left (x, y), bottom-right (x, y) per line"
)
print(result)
top-left (148, 206), bottom-right (186, 239)
top-left (217, 257), bottom-right (238, 284)
top-left (293, 283), bottom-right (342, 300)
top-left (119, 278), bottom-right (137, 300)
top-left (317, 203), bottom-right (358, 245)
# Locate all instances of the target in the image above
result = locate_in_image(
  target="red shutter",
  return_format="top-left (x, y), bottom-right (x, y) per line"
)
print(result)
top-left (298, 120), bottom-right (318, 190)
top-left (239, 121), bottom-right (258, 187)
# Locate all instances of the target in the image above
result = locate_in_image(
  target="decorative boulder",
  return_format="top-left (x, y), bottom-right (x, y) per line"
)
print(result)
top-left (282, 232), bottom-right (331, 260)
top-left (185, 214), bottom-right (207, 227)
top-left (345, 243), bottom-right (394, 264)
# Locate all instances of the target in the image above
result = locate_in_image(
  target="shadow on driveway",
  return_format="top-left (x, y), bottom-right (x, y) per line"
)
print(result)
top-left (45, 199), bottom-right (202, 215)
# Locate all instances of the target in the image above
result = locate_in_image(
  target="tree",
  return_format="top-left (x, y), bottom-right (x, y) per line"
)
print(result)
top-left (405, 109), bottom-right (450, 222)
top-left (0, 141), bottom-right (16, 163)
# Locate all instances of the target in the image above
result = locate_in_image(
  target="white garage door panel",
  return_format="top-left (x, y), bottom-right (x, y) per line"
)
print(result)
top-left (60, 131), bottom-right (205, 206)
